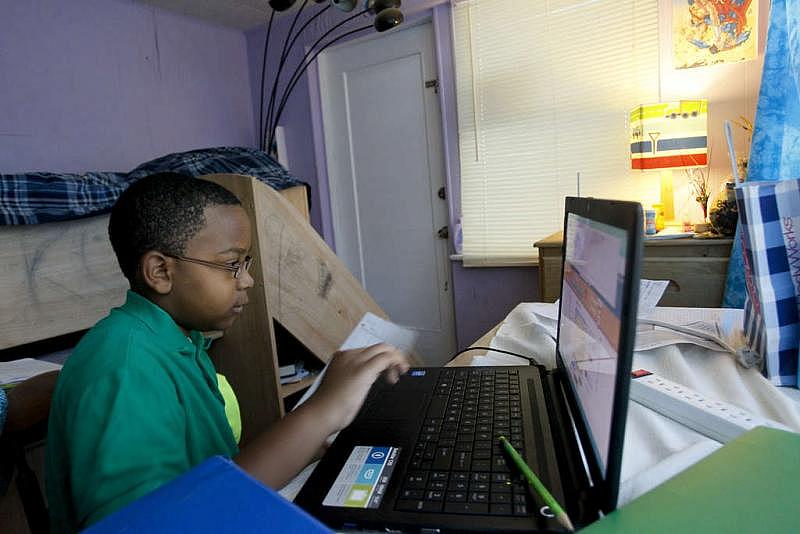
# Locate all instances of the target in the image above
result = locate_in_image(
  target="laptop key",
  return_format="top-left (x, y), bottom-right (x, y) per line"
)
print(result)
top-left (405, 472), bottom-right (428, 488)
top-left (400, 488), bottom-right (424, 499)
top-left (490, 492), bottom-right (511, 503)
top-left (452, 451), bottom-right (472, 470)
top-left (445, 491), bottom-right (467, 502)
top-left (443, 502), bottom-right (489, 515)
top-left (430, 471), bottom-right (449, 481)
top-left (448, 480), bottom-right (468, 491)
top-left (425, 490), bottom-right (445, 501)
top-left (490, 503), bottom-right (513, 515)
top-left (513, 503), bottom-right (529, 516)
top-left (471, 459), bottom-right (491, 471)
top-left (432, 447), bottom-right (453, 470)
top-left (396, 499), bottom-right (443, 513)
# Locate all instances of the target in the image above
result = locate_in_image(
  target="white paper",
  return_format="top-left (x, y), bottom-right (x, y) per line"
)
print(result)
top-left (0, 358), bottom-right (62, 386)
top-left (338, 312), bottom-right (418, 354)
top-left (292, 313), bottom-right (418, 409)
top-left (638, 279), bottom-right (670, 318)
top-left (645, 229), bottom-right (694, 240)
top-left (635, 308), bottom-right (747, 353)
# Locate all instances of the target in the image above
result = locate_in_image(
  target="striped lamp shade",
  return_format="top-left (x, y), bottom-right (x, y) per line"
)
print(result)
top-left (630, 100), bottom-right (708, 170)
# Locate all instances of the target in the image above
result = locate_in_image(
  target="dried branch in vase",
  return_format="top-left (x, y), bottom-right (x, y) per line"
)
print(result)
top-left (687, 167), bottom-right (711, 221)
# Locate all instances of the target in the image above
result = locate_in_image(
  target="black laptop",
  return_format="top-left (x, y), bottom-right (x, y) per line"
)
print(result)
top-left (296, 197), bottom-right (643, 532)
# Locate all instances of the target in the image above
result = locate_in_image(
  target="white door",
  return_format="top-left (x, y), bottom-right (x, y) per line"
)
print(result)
top-left (318, 21), bottom-right (455, 365)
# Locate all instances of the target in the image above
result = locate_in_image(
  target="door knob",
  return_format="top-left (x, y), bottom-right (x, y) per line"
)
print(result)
top-left (437, 226), bottom-right (449, 239)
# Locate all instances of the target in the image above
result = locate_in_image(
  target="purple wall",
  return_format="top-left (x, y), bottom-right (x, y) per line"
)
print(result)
top-left (245, 1), bottom-right (537, 348)
top-left (0, 0), bottom-right (255, 173)
top-left (452, 264), bottom-right (539, 349)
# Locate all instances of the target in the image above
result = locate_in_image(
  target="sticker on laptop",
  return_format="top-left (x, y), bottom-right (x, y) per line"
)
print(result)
top-left (322, 446), bottom-right (401, 509)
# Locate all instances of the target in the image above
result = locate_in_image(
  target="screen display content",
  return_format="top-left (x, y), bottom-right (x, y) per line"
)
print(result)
top-left (558, 213), bottom-right (628, 474)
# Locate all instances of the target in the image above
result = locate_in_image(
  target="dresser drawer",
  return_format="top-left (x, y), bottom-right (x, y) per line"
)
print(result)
top-left (642, 257), bottom-right (729, 307)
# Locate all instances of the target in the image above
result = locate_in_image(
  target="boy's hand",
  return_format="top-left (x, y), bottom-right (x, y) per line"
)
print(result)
top-left (307, 343), bottom-right (410, 433)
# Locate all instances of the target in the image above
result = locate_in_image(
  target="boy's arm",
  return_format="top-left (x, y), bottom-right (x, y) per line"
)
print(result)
top-left (235, 343), bottom-right (409, 489)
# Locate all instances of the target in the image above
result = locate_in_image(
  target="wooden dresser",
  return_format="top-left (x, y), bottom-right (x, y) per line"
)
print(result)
top-left (534, 231), bottom-right (734, 307)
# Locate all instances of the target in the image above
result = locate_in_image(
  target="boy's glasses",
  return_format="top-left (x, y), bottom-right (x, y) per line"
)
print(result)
top-left (166, 254), bottom-right (253, 279)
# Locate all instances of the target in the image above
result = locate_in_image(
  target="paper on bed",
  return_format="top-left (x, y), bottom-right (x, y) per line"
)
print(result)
top-left (292, 313), bottom-right (418, 409)
top-left (0, 357), bottom-right (62, 387)
top-left (635, 308), bottom-right (748, 353)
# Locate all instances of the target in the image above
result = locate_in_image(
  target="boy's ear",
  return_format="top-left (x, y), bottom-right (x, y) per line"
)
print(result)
top-left (139, 251), bottom-right (173, 295)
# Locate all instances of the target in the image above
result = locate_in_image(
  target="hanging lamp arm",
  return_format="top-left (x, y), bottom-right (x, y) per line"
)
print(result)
top-left (264, 3), bottom-right (332, 147)
top-left (264, 0), bottom-right (311, 147)
top-left (258, 9), bottom-right (276, 150)
top-left (267, 9), bottom-right (369, 148)
top-left (268, 23), bottom-right (372, 150)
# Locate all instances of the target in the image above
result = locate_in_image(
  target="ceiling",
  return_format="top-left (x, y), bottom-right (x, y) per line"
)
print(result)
top-left (136, 0), bottom-right (273, 30)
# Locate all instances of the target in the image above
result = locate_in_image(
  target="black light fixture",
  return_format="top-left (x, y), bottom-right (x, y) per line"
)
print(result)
top-left (258, 0), bottom-right (404, 154)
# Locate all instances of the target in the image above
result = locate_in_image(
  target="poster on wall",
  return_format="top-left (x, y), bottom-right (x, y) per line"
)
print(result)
top-left (672, 0), bottom-right (758, 69)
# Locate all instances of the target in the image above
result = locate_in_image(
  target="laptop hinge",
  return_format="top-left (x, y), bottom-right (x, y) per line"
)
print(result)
top-left (544, 371), bottom-right (602, 524)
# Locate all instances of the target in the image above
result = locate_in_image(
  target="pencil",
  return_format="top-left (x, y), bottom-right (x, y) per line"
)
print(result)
top-left (499, 436), bottom-right (575, 532)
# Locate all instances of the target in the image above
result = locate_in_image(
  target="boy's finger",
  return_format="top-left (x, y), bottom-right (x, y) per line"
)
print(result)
top-left (359, 350), bottom-right (409, 381)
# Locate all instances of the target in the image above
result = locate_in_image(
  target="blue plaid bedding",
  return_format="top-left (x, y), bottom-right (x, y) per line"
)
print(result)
top-left (0, 147), bottom-right (304, 225)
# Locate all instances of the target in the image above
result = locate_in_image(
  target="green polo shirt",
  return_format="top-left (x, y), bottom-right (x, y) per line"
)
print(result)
top-left (46, 291), bottom-right (240, 532)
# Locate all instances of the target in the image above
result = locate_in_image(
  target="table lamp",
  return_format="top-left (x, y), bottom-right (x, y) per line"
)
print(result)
top-left (630, 100), bottom-right (708, 222)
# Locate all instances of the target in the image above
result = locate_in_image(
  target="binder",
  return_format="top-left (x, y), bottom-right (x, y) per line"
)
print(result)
top-left (85, 456), bottom-right (330, 533)
top-left (583, 427), bottom-right (799, 533)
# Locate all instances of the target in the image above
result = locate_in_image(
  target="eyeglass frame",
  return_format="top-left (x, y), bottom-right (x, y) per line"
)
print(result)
top-left (165, 253), bottom-right (253, 279)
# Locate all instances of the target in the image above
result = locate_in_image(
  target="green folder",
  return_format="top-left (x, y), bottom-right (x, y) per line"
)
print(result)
top-left (582, 427), bottom-right (799, 533)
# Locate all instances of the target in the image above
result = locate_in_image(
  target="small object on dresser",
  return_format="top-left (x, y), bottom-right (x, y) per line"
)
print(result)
top-left (645, 209), bottom-right (657, 235)
top-left (709, 198), bottom-right (738, 236)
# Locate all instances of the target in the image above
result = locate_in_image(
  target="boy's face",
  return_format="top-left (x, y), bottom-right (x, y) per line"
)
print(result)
top-left (165, 204), bottom-right (254, 333)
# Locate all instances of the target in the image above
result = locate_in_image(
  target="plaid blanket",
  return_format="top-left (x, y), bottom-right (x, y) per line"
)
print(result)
top-left (0, 147), bottom-right (304, 225)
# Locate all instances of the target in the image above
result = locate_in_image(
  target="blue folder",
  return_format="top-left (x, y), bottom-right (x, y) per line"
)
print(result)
top-left (85, 456), bottom-right (330, 533)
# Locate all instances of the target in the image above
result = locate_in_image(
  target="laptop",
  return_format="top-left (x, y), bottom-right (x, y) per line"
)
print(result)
top-left (296, 197), bottom-right (643, 532)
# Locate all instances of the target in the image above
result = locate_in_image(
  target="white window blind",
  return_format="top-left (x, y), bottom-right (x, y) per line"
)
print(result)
top-left (453, 0), bottom-right (660, 266)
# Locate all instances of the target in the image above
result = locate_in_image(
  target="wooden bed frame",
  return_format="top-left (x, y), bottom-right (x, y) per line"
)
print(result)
top-left (0, 173), bottom-right (395, 443)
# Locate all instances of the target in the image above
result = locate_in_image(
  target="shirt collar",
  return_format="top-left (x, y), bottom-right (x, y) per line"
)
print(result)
top-left (119, 290), bottom-right (200, 357)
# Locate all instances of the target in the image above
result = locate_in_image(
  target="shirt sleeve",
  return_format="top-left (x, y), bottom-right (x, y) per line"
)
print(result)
top-left (64, 361), bottom-right (190, 528)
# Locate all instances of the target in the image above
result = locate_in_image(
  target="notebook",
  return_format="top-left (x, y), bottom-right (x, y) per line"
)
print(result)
top-left (582, 426), bottom-right (799, 533)
top-left (86, 456), bottom-right (330, 533)
top-left (295, 197), bottom-right (644, 532)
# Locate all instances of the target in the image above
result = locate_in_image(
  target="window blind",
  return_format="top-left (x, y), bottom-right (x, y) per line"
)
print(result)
top-left (452, 0), bottom-right (660, 266)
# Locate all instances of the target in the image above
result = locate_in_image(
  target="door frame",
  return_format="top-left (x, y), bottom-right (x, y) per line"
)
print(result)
top-left (306, 6), bottom-right (460, 254)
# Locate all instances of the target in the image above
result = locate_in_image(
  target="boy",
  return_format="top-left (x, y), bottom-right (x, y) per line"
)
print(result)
top-left (45, 173), bottom-right (409, 531)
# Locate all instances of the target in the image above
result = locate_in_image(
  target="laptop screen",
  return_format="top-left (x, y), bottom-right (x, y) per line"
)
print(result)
top-left (557, 212), bottom-right (629, 476)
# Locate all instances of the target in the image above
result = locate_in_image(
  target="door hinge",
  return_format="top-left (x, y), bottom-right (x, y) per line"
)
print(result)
top-left (425, 79), bottom-right (440, 94)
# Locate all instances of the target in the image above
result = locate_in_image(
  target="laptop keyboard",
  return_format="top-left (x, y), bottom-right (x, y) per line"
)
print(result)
top-left (395, 368), bottom-right (532, 516)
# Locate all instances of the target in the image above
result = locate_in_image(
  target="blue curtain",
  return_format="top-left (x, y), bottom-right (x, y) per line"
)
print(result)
top-left (723, 0), bottom-right (800, 307)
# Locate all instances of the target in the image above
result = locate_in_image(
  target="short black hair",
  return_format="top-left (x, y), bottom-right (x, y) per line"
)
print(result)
top-left (109, 172), bottom-right (242, 283)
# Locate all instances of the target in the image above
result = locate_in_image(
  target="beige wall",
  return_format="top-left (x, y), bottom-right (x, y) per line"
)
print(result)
top-left (656, 0), bottom-right (769, 220)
